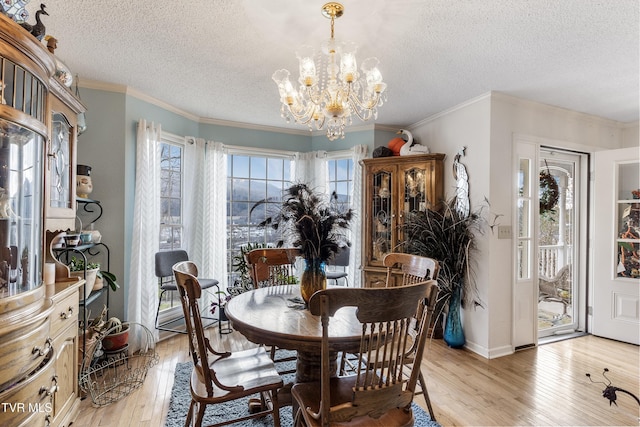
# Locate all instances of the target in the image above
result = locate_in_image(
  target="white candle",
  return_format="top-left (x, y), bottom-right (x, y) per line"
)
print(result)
top-left (44, 262), bottom-right (56, 285)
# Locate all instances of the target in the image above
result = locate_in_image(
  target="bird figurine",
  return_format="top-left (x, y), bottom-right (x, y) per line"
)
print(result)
top-left (398, 129), bottom-right (430, 156)
top-left (20, 3), bottom-right (48, 41)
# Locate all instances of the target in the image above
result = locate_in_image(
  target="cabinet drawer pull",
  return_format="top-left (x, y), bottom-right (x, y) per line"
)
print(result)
top-left (60, 306), bottom-right (74, 319)
top-left (39, 383), bottom-right (58, 397)
top-left (40, 375), bottom-right (58, 397)
top-left (32, 337), bottom-right (53, 357)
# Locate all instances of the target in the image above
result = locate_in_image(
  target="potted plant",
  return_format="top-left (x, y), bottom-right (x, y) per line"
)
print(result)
top-left (68, 256), bottom-right (100, 297)
top-left (68, 256), bottom-right (119, 294)
top-left (85, 305), bottom-right (130, 352)
top-left (251, 182), bottom-right (354, 303)
top-left (210, 290), bottom-right (232, 322)
top-left (400, 197), bottom-right (485, 348)
top-left (228, 242), bottom-right (268, 295)
top-left (100, 317), bottom-right (130, 352)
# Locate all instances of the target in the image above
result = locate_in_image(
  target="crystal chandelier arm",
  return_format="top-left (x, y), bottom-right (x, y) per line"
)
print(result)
top-left (347, 90), bottom-right (382, 117)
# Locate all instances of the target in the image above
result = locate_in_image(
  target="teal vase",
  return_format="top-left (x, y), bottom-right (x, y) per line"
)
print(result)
top-left (444, 286), bottom-right (465, 348)
top-left (300, 259), bottom-right (326, 304)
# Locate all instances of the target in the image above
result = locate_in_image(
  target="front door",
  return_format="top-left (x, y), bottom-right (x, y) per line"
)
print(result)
top-left (592, 147), bottom-right (640, 344)
top-left (537, 149), bottom-right (587, 339)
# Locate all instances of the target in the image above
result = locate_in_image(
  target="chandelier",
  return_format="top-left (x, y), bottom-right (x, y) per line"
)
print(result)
top-left (272, 2), bottom-right (387, 141)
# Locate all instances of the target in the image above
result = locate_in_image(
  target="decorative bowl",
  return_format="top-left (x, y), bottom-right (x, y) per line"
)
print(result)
top-left (102, 327), bottom-right (129, 352)
top-left (63, 234), bottom-right (81, 247)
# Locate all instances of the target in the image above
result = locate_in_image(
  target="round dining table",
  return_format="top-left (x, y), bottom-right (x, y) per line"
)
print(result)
top-left (224, 284), bottom-right (362, 384)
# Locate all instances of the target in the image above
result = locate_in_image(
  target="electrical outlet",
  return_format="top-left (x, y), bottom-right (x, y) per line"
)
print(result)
top-left (497, 225), bottom-right (512, 239)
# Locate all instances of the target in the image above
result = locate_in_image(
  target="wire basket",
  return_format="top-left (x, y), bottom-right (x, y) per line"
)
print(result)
top-left (79, 322), bottom-right (159, 406)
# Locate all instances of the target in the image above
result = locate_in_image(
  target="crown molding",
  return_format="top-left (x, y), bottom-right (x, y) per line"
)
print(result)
top-left (78, 79), bottom-right (402, 137)
top-left (492, 91), bottom-right (631, 128)
top-left (198, 116), bottom-right (309, 136)
top-left (408, 91), bottom-right (633, 131)
top-left (409, 92), bottom-right (492, 129)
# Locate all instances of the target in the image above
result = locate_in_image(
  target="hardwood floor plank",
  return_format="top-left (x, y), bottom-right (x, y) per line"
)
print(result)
top-left (73, 329), bottom-right (639, 427)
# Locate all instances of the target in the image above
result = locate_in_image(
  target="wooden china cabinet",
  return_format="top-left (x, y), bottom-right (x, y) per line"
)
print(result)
top-left (0, 13), bottom-right (85, 427)
top-left (361, 154), bottom-right (445, 287)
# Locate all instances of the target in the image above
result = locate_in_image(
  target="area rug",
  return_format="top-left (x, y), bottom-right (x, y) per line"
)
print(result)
top-left (165, 353), bottom-right (441, 427)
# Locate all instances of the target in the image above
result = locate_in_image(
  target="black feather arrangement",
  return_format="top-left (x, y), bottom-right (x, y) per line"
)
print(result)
top-left (250, 183), bottom-right (354, 262)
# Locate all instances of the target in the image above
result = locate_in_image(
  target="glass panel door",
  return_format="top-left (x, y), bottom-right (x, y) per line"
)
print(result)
top-left (616, 162), bottom-right (639, 279)
top-left (537, 149), bottom-right (583, 337)
top-left (371, 169), bottom-right (393, 263)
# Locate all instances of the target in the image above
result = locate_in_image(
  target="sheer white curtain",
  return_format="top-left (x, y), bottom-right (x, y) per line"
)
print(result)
top-left (184, 139), bottom-right (228, 300)
top-left (292, 151), bottom-right (327, 191)
top-left (128, 120), bottom-right (161, 342)
top-left (348, 144), bottom-right (367, 287)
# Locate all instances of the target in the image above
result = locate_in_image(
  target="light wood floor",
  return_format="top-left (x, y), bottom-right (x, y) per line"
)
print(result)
top-left (74, 329), bottom-right (639, 426)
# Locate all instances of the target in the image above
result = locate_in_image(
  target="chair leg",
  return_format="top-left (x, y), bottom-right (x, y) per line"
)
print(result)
top-left (154, 289), bottom-right (166, 330)
top-left (185, 400), bottom-right (195, 426)
top-left (195, 401), bottom-right (206, 427)
top-left (418, 370), bottom-right (436, 421)
top-left (156, 289), bottom-right (188, 334)
top-left (293, 406), bottom-right (304, 427)
top-left (339, 351), bottom-right (347, 375)
top-left (270, 389), bottom-right (281, 427)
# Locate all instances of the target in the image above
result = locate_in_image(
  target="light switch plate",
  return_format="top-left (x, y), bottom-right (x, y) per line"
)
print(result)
top-left (498, 225), bottom-right (512, 239)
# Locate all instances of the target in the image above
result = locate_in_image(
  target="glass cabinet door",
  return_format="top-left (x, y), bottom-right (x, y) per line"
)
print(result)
top-left (401, 165), bottom-right (429, 211)
top-left (0, 118), bottom-right (43, 298)
top-left (50, 111), bottom-right (72, 210)
top-left (616, 162), bottom-right (640, 278)
top-left (398, 164), bottom-right (430, 246)
top-left (370, 168), bottom-right (393, 263)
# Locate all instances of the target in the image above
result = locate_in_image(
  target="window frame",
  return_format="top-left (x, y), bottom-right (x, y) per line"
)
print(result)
top-left (226, 146), bottom-right (295, 286)
top-left (157, 133), bottom-right (185, 320)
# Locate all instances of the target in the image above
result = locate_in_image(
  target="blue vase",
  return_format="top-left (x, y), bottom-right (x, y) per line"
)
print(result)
top-left (300, 259), bottom-right (326, 304)
top-left (444, 286), bottom-right (465, 348)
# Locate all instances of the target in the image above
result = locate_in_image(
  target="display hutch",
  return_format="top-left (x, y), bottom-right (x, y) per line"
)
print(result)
top-left (361, 154), bottom-right (445, 287)
top-left (0, 13), bottom-right (85, 427)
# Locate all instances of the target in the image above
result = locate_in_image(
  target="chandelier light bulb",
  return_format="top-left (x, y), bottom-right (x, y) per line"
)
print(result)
top-left (272, 2), bottom-right (387, 141)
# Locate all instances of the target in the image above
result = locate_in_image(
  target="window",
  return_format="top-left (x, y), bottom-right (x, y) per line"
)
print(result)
top-left (327, 157), bottom-right (354, 208)
top-left (326, 156), bottom-right (354, 276)
top-left (158, 138), bottom-right (183, 313)
top-left (227, 152), bottom-right (292, 286)
top-left (159, 142), bottom-right (183, 250)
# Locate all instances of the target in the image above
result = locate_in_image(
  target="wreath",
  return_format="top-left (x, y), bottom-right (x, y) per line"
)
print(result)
top-left (539, 170), bottom-right (559, 215)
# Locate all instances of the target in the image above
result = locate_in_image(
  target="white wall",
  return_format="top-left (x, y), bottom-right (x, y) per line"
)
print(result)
top-left (411, 94), bottom-right (493, 356)
top-left (622, 122), bottom-right (640, 148)
top-left (409, 91), bottom-right (638, 358)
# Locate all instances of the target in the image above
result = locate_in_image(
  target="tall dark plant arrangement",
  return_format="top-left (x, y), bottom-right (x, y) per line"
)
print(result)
top-left (401, 198), bottom-right (485, 312)
top-left (251, 183), bottom-right (354, 262)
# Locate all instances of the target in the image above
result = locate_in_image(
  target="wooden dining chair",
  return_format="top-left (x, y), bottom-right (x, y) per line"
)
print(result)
top-left (340, 252), bottom-right (440, 419)
top-left (245, 247), bottom-right (301, 371)
top-left (245, 247), bottom-right (301, 288)
top-left (383, 252), bottom-right (440, 286)
top-left (291, 283), bottom-right (436, 427)
top-left (382, 252), bottom-right (440, 421)
top-left (172, 261), bottom-right (283, 427)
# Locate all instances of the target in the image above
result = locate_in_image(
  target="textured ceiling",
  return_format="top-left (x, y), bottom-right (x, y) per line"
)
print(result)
top-left (19, 0), bottom-right (640, 130)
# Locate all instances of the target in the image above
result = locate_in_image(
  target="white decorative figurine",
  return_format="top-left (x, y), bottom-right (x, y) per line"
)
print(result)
top-left (397, 129), bottom-right (430, 156)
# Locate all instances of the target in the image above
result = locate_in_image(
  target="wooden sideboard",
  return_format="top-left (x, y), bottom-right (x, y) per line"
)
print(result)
top-left (0, 12), bottom-right (85, 427)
